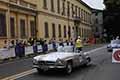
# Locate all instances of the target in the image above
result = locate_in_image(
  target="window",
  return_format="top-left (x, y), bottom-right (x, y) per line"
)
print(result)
top-left (83, 10), bottom-right (85, 22)
top-left (57, 0), bottom-right (60, 14)
top-left (71, 4), bottom-right (74, 17)
top-left (0, 12), bottom-right (6, 37)
top-left (62, 0), bottom-right (65, 16)
top-left (30, 20), bottom-right (36, 37)
top-left (58, 24), bottom-right (61, 37)
top-left (10, 17), bottom-right (15, 38)
top-left (79, 7), bottom-right (80, 18)
top-left (44, 22), bottom-right (49, 38)
top-left (52, 23), bottom-right (56, 38)
top-left (20, 19), bottom-right (26, 38)
top-left (51, 0), bottom-right (55, 12)
top-left (81, 9), bottom-right (83, 20)
top-left (67, 1), bottom-right (70, 17)
top-left (75, 6), bottom-right (77, 17)
top-left (43, 0), bottom-right (47, 9)
top-left (68, 26), bottom-right (71, 38)
top-left (64, 25), bottom-right (67, 38)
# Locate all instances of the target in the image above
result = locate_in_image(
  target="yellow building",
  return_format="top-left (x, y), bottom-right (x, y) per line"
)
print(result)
top-left (0, 0), bottom-right (37, 47)
top-left (0, 0), bottom-right (92, 47)
top-left (36, 0), bottom-right (92, 41)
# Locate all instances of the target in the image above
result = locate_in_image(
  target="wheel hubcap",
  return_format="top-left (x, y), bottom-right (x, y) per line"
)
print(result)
top-left (67, 64), bottom-right (72, 73)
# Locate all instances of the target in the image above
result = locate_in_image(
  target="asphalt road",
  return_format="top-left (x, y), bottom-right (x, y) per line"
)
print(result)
top-left (1, 44), bottom-right (119, 80)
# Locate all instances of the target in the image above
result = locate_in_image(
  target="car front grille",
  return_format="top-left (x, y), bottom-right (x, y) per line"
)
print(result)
top-left (38, 61), bottom-right (55, 66)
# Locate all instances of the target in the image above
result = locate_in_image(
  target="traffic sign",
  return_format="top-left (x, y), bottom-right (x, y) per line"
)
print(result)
top-left (112, 49), bottom-right (120, 63)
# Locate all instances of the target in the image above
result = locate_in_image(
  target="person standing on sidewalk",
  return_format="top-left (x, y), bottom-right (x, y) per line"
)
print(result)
top-left (75, 36), bottom-right (83, 53)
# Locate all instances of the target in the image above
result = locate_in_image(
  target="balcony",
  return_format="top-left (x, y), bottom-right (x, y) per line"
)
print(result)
top-left (9, 0), bottom-right (37, 10)
top-left (73, 16), bottom-right (81, 25)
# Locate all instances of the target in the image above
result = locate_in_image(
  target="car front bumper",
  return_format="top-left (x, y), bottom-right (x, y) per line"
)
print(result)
top-left (33, 64), bottom-right (66, 70)
top-left (107, 47), bottom-right (113, 52)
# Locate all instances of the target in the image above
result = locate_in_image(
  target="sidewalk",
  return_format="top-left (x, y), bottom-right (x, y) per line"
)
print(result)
top-left (0, 43), bottom-right (106, 64)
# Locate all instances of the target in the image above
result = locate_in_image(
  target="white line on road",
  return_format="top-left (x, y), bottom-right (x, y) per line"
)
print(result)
top-left (1, 45), bottom-right (106, 80)
top-left (84, 46), bottom-right (106, 55)
top-left (1, 69), bottom-right (37, 80)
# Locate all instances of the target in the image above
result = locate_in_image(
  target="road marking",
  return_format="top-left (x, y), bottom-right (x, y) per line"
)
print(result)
top-left (1, 69), bottom-right (37, 80)
top-left (84, 46), bottom-right (106, 55)
top-left (1, 45), bottom-right (107, 80)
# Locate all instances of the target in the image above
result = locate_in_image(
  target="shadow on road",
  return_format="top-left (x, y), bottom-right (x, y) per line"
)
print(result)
top-left (32, 64), bottom-right (97, 78)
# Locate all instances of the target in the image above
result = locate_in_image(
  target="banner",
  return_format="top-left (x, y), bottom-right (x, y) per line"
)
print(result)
top-left (37, 45), bottom-right (43, 53)
top-left (25, 46), bottom-right (33, 55)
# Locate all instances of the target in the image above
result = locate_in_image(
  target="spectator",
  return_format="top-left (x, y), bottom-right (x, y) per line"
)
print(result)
top-left (57, 43), bottom-right (64, 52)
top-left (33, 40), bottom-right (38, 53)
top-left (40, 38), bottom-right (44, 46)
top-left (15, 40), bottom-right (21, 58)
top-left (19, 40), bottom-right (25, 58)
top-left (59, 39), bottom-right (64, 47)
top-left (52, 38), bottom-right (57, 51)
top-left (3, 40), bottom-right (8, 48)
top-left (43, 40), bottom-right (48, 54)
top-left (64, 42), bottom-right (72, 52)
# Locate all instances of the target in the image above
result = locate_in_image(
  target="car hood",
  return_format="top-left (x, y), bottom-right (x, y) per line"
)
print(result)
top-left (111, 44), bottom-right (120, 47)
top-left (34, 52), bottom-right (77, 62)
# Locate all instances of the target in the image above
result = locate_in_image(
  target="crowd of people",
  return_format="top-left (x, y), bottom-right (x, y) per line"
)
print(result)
top-left (2, 36), bottom-right (84, 58)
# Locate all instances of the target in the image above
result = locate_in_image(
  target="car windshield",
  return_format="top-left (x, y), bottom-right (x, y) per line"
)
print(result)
top-left (111, 40), bottom-right (120, 44)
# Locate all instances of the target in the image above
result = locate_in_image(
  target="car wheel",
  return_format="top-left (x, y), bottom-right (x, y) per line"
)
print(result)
top-left (85, 57), bottom-right (91, 66)
top-left (37, 68), bottom-right (43, 73)
top-left (65, 62), bottom-right (72, 74)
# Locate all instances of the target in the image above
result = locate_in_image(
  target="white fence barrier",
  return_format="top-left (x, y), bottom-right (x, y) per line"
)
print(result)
top-left (0, 43), bottom-right (74, 60)
top-left (0, 48), bottom-right (15, 59)
top-left (25, 46), bottom-right (34, 55)
top-left (48, 44), bottom-right (53, 51)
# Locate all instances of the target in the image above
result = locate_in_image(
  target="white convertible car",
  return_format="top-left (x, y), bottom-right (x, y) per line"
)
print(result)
top-left (33, 50), bottom-right (91, 74)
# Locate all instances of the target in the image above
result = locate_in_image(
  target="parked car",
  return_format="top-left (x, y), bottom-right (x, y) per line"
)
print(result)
top-left (107, 40), bottom-right (120, 52)
top-left (33, 51), bottom-right (91, 74)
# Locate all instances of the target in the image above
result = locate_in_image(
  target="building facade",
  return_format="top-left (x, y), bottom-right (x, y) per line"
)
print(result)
top-left (0, 0), bottom-right (92, 47)
top-left (0, 0), bottom-right (37, 47)
top-left (91, 9), bottom-right (103, 40)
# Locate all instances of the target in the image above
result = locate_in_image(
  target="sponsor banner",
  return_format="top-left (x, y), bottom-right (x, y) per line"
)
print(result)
top-left (37, 45), bottom-right (43, 53)
top-left (0, 48), bottom-right (15, 59)
top-left (25, 46), bottom-right (33, 55)
top-left (112, 49), bottom-right (120, 63)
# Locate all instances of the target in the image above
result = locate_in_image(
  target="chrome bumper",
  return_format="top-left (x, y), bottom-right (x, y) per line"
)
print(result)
top-left (33, 65), bottom-right (66, 69)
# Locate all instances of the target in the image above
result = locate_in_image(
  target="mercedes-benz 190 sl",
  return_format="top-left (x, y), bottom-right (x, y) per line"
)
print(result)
top-left (33, 51), bottom-right (91, 74)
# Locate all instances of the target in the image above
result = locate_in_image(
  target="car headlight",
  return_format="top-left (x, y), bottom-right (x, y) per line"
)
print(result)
top-left (56, 58), bottom-right (65, 65)
top-left (107, 44), bottom-right (111, 48)
top-left (33, 59), bottom-right (38, 64)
